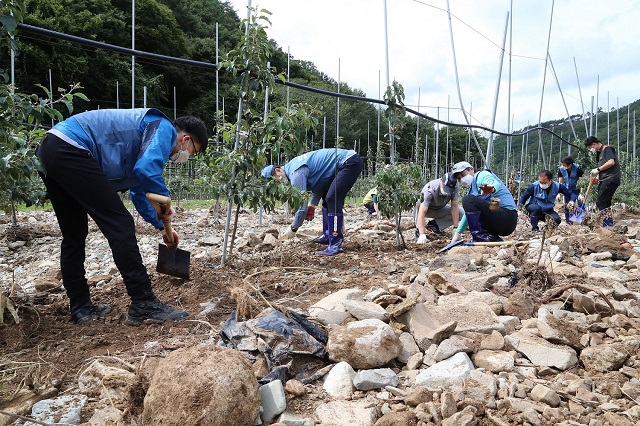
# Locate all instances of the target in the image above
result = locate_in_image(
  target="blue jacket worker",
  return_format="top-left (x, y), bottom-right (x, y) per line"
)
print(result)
top-left (557, 156), bottom-right (583, 224)
top-left (518, 170), bottom-right (572, 233)
top-left (585, 136), bottom-right (621, 227)
top-left (36, 108), bottom-right (208, 325)
top-left (262, 148), bottom-right (363, 256)
top-left (452, 162), bottom-right (518, 243)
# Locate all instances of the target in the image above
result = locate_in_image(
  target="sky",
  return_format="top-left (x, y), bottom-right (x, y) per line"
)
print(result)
top-left (226, 0), bottom-right (640, 139)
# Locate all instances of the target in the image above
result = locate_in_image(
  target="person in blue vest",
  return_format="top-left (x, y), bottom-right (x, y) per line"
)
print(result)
top-left (557, 156), bottom-right (584, 224)
top-left (261, 148), bottom-right (363, 256)
top-left (585, 136), bottom-right (621, 228)
top-left (36, 108), bottom-right (208, 325)
top-left (518, 170), bottom-right (572, 233)
top-left (451, 161), bottom-right (518, 243)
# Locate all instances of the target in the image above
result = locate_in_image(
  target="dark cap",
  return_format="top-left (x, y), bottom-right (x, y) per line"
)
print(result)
top-left (441, 172), bottom-right (458, 195)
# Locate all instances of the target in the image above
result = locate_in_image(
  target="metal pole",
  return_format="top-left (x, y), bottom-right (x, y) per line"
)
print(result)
top-left (131, 0), bottom-right (135, 108)
top-left (486, 11), bottom-right (509, 169)
top-left (216, 22), bottom-right (219, 125)
top-left (589, 95), bottom-right (594, 136)
top-left (336, 58), bottom-right (340, 147)
top-left (435, 107), bottom-right (440, 179)
top-left (116, 81), bottom-right (120, 109)
top-left (574, 57), bottom-right (588, 137)
top-left (445, 0), bottom-right (486, 165)
top-left (173, 86), bottom-right (176, 120)
top-left (506, 0), bottom-right (513, 179)
top-left (548, 54), bottom-right (578, 142)
top-left (536, 0), bottom-right (555, 171)
top-left (595, 75), bottom-right (599, 135)
top-left (286, 46), bottom-right (290, 112)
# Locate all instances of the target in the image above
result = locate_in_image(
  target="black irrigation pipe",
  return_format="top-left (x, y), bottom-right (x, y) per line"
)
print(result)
top-left (17, 23), bottom-right (580, 149)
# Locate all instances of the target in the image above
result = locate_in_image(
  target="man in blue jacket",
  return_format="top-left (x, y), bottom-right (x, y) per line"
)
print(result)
top-left (518, 170), bottom-right (572, 233)
top-left (36, 108), bottom-right (208, 325)
top-left (262, 148), bottom-right (363, 256)
top-left (557, 156), bottom-right (584, 224)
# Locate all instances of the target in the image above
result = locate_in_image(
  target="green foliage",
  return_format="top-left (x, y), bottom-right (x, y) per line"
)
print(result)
top-left (383, 80), bottom-right (405, 163)
top-left (375, 162), bottom-right (422, 246)
top-left (0, 1), bottom-right (87, 223)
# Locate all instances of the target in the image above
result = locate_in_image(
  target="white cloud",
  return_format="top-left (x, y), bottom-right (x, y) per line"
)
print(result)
top-left (228, 0), bottom-right (640, 137)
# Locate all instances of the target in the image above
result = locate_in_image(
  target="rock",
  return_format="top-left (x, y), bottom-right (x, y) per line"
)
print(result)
top-left (142, 346), bottom-right (260, 426)
top-left (374, 411), bottom-right (417, 426)
top-left (404, 386), bottom-right (432, 406)
top-left (27, 395), bottom-right (87, 426)
top-left (502, 290), bottom-right (535, 319)
top-left (0, 388), bottom-right (58, 426)
top-left (415, 352), bottom-right (475, 387)
top-left (397, 332), bottom-right (421, 364)
top-left (472, 350), bottom-right (514, 373)
top-left (260, 380), bottom-right (287, 423)
top-left (77, 359), bottom-right (136, 404)
top-left (530, 384), bottom-right (560, 407)
top-left (309, 288), bottom-right (365, 317)
top-left (353, 368), bottom-right (398, 390)
top-left (323, 361), bottom-right (356, 399)
top-left (342, 299), bottom-right (389, 321)
top-left (326, 319), bottom-right (402, 369)
top-left (505, 330), bottom-right (578, 371)
top-left (580, 344), bottom-right (629, 372)
top-left (315, 400), bottom-right (377, 426)
top-left (479, 330), bottom-right (505, 350)
top-left (284, 379), bottom-right (305, 397)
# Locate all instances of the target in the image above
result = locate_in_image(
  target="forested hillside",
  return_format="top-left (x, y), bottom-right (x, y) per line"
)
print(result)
top-left (8, 0), bottom-right (492, 167)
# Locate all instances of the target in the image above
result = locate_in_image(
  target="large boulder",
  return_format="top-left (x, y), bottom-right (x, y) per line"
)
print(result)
top-left (326, 318), bottom-right (402, 369)
top-left (142, 346), bottom-right (260, 426)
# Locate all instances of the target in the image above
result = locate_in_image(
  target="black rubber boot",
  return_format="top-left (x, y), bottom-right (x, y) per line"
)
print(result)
top-left (530, 215), bottom-right (541, 233)
top-left (317, 214), bottom-right (344, 256)
top-left (466, 211), bottom-right (502, 242)
top-left (313, 207), bottom-right (330, 244)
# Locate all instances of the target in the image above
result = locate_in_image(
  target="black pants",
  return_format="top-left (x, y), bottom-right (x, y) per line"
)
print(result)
top-left (525, 204), bottom-right (561, 224)
top-left (596, 179), bottom-right (620, 211)
top-left (462, 195), bottom-right (518, 236)
top-left (321, 155), bottom-right (364, 215)
top-left (36, 134), bottom-right (151, 307)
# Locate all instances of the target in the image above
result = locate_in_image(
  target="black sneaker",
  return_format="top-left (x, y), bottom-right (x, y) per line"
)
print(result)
top-left (71, 302), bottom-right (112, 324)
top-left (127, 297), bottom-right (188, 326)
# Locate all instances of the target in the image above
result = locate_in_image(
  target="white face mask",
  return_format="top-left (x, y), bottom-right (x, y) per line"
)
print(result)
top-left (170, 149), bottom-right (190, 163)
top-left (561, 165), bottom-right (569, 170)
top-left (589, 147), bottom-right (596, 154)
top-left (460, 174), bottom-right (474, 187)
top-left (539, 182), bottom-right (550, 189)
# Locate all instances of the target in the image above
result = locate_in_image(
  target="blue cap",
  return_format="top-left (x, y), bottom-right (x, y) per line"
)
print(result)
top-left (261, 165), bottom-right (274, 179)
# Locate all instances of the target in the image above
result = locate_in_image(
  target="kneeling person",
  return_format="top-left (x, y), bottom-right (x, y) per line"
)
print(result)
top-left (518, 170), bottom-right (572, 233)
top-left (415, 170), bottom-right (464, 244)
top-left (453, 162), bottom-right (518, 243)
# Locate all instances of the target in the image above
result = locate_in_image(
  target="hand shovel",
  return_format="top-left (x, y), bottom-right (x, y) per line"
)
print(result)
top-left (569, 178), bottom-right (594, 224)
top-left (438, 239), bottom-right (530, 253)
top-left (147, 193), bottom-right (191, 280)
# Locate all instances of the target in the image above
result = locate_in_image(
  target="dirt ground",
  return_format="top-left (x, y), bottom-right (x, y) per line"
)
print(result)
top-left (0, 206), bottom-right (434, 422)
top-left (0, 205), bottom-right (637, 424)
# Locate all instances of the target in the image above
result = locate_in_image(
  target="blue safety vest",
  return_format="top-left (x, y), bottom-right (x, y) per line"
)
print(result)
top-left (530, 181), bottom-right (560, 211)
top-left (559, 164), bottom-right (580, 190)
top-left (283, 148), bottom-right (355, 193)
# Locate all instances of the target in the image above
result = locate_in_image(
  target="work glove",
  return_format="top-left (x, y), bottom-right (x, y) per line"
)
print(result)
top-left (281, 226), bottom-right (297, 240)
top-left (566, 201), bottom-right (576, 211)
top-left (591, 176), bottom-right (599, 184)
top-left (162, 230), bottom-right (179, 249)
top-left (305, 205), bottom-right (315, 221)
top-left (450, 231), bottom-right (462, 244)
top-left (590, 167), bottom-right (599, 177)
top-left (479, 184), bottom-right (495, 195)
top-left (417, 234), bottom-right (428, 244)
top-left (157, 205), bottom-right (175, 224)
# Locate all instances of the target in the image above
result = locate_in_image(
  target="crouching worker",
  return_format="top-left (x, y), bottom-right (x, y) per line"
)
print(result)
top-left (363, 187), bottom-right (380, 218)
top-left (518, 170), bottom-right (572, 233)
top-left (452, 162), bottom-right (518, 243)
top-left (558, 156), bottom-right (584, 224)
top-left (262, 148), bottom-right (363, 256)
top-left (36, 109), bottom-right (208, 325)
top-left (415, 169), bottom-right (464, 244)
